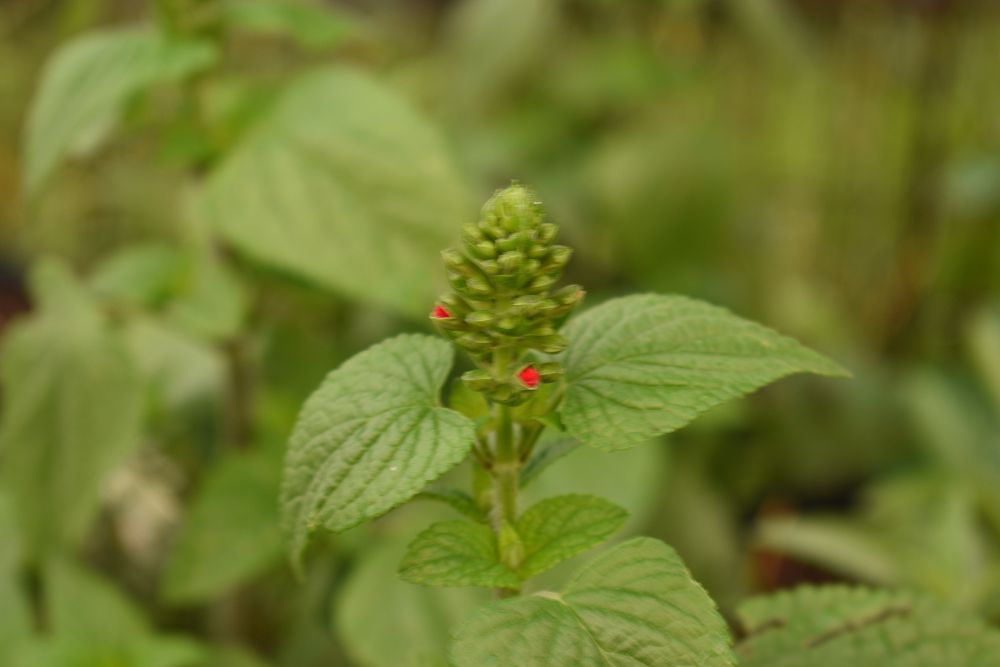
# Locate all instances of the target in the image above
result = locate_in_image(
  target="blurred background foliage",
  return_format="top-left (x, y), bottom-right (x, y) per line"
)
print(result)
top-left (0, 0), bottom-right (999, 665)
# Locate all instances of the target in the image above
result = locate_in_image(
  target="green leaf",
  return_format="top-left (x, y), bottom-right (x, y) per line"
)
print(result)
top-left (416, 487), bottom-right (487, 523)
top-left (24, 26), bottom-right (216, 196)
top-left (123, 317), bottom-right (225, 411)
top-left (0, 260), bottom-right (144, 559)
top-left (399, 521), bottom-right (520, 588)
top-left (47, 559), bottom-right (148, 643)
top-left (737, 585), bottom-right (1000, 667)
top-left (336, 537), bottom-right (487, 667)
top-left (755, 516), bottom-right (898, 585)
top-left (163, 450), bottom-right (284, 603)
top-left (450, 537), bottom-right (735, 667)
top-left (90, 242), bottom-right (188, 308)
top-left (221, 0), bottom-right (355, 50)
top-left (281, 334), bottom-right (475, 569)
top-left (515, 494), bottom-right (626, 578)
top-left (0, 493), bottom-right (31, 666)
top-left (968, 306), bottom-right (1000, 410)
top-left (44, 560), bottom-right (205, 667)
top-left (202, 66), bottom-right (469, 317)
top-left (560, 294), bottom-right (848, 450)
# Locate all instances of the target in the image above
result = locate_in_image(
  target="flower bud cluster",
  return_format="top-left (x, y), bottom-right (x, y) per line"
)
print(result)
top-left (431, 184), bottom-right (584, 403)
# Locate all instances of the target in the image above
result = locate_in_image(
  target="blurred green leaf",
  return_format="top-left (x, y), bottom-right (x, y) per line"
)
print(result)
top-left (40, 559), bottom-right (205, 667)
top-left (336, 538), bottom-right (487, 667)
top-left (124, 317), bottom-right (225, 411)
top-left (0, 493), bottom-right (32, 667)
top-left (202, 66), bottom-right (469, 317)
top-left (0, 260), bottom-right (144, 559)
top-left (166, 253), bottom-right (248, 343)
top-left (443, 0), bottom-right (559, 107)
top-left (737, 585), bottom-right (1000, 667)
top-left (968, 306), bottom-right (1000, 412)
top-left (221, 0), bottom-right (355, 50)
top-left (90, 243), bottom-right (189, 309)
top-left (24, 26), bottom-right (217, 196)
top-left (559, 294), bottom-right (848, 450)
top-left (163, 450), bottom-right (283, 603)
top-left (756, 516), bottom-right (898, 585)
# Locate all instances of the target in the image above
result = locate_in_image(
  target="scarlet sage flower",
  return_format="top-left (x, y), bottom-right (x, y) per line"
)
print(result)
top-left (517, 366), bottom-right (540, 389)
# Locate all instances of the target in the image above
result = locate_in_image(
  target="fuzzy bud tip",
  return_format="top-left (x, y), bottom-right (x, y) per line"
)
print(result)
top-left (517, 366), bottom-right (541, 389)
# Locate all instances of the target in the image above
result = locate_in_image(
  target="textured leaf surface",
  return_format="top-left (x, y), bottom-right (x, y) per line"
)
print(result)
top-left (738, 585), bottom-right (1000, 667)
top-left (163, 451), bottom-right (283, 603)
top-left (399, 521), bottom-right (519, 588)
top-left (560, 294), bottom-right (848, 450)
top-left (24, 27), bottom-right (216, 195)
top-left (202, 66), bottom-right (469, 316)
top-left (450, 537), bottom-right (735, 666)
top-left (0, 261), bottom-right (144, 559)
top-left (516, 494), bottom-right (626, 578)
top-left (337, 537), bottom-right (487, 667)
top-left (281, 335), bottom-right (474, 568)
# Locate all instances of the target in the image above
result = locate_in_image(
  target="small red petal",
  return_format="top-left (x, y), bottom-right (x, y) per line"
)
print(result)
top-left (431, 305), bottom-right (451, 319)
top-left (518, 366), bottom-right (540, 389)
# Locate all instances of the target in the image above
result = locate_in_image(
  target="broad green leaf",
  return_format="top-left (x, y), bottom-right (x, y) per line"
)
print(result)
top-left (515, 494), bottom-right (626, 578)
top-left (450, 537), bottom-right (735, 667)
top-left (47, 559), bottom-right (147, 644)
top-left (737, 585), bottom-right (1000, 667)
top-left (90, 243), bottom-right (188, 308)
top-left (221, 0), bottom-right (355, 50)
top-left (399, 521), bottom-right (519, 588)
top-left (163, 451), bottom-right (283, 603)
top-left (124, 317), bottom-right (225, 411)
top-left (202, 66), bottom-right (469, 316)
top-left (281, 335), bottom-right (475, 569)
top-left (45, 560), bottom-right (205, 667)
top-left (560, 294), bottom-right (848, 450)
top-left (24, 27), bottom-right (216, 196)
top-left (336, 537), bottom-right (487, 667)
top-left (0, 260), bottom-right (144, 558)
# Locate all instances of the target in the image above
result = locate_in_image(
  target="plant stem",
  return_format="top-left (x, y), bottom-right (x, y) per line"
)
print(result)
top-left (491, 402), bottom-right (519, 527)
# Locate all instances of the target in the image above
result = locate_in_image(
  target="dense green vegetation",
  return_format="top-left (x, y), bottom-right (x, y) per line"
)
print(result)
top-left (0, 1), bottom-right (999, 665)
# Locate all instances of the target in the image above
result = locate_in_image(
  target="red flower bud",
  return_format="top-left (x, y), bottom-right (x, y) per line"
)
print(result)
top-left (517, 366), bottom-right (540, 389)
top-left (431, 305), bottom-right (451, 319)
